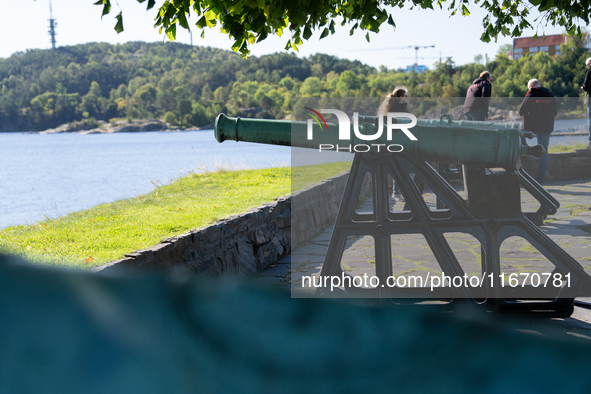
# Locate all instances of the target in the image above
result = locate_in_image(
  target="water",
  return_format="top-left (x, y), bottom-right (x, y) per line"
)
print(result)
top-left (0, 131), bottom-right (291, 229)
top-left (546, 134), bottom-right (589, 146)
top-left (554, 118), bottom-right (588, 132)
top-left (2, 121), bottom-right (589, 229)
top-left (528, 118), bottom-right (589, 146)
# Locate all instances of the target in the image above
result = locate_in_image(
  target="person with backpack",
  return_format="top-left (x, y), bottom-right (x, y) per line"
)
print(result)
top-left (519, 79), bottom-right (557, 181)
top-left (463, 71), bottom-right (492, 121)
top-left (581, 57), bottom-right (591, 149)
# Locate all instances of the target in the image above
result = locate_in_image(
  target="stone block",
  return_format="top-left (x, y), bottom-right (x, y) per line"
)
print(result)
top-left (161, 234), bottom-right (188, 250)
top-left (560, 158), bottom-right (590, 178)
top-left (272, 235), bottom-right (285, 256)
top-left (151, 243), bottom-right (175, 267)
top-left (574, 149), bottom-right (591, 157)
top-left (256, 242), bottom-right (279, 272)
top-left (253, 228), bottom-right (271, 245)
top-left (124, 249), bottom-right (155, 266)
top-left (183, 250), bottom-right (199, 267)
top-left (152, 242), bottom-right (174, 254)
top-left (221, 245), bottom-right (240, 277)
top-left (521, 149), bottom-right (591, 180)
top-left (276, 214), bottom-right (290, 230)
top-left (281, 230), bottom-right (291, 250)
top-left (237, 236), bottom-right (257, 278)
top-left (195, 257), bottom-right (218, 275)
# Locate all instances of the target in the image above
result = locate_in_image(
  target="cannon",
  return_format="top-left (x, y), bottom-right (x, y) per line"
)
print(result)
top-left (215, 113), bottom-right (543, 168)
top-left (355, 114), bottom-right (561, 224)
top-left (216, 113), bottom-right (556, 222)
top-left (215, 113), bottom-right (591, 316)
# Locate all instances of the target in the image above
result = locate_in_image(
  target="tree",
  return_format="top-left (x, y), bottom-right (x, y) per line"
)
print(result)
top-left (201, 83), bottom-right (213, 100)
top-left (300, 77), bottom-right (323, 97)
top-left (94, 0), bottom-right (591, 57)
top-left (2, 38), bottom-right (588, 131)
top-left (163, 111), bottom-right (178, 125)
top-left (497, 44), bottom-right (513, 59)
top-left (177, 99), bottom-right (192, 127)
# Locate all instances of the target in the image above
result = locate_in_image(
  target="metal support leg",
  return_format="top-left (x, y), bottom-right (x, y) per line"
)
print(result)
top-left (317, 151), bottom-right (591, 316)
top-left (517, 167), bottom-right (560, 226)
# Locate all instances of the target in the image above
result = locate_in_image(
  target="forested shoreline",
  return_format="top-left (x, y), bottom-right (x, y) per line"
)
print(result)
top-left (0, 37), bottom-right (588, 132)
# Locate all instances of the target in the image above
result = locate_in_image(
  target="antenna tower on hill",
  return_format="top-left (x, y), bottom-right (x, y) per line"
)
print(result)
top-left (48, 0), bottom-right (57, 49)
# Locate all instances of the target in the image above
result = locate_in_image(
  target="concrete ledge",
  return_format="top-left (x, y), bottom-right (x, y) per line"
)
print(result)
top-left (93, 170), bottom-right (366, 278)
top-left (520, 148), bottom-right (591, 179)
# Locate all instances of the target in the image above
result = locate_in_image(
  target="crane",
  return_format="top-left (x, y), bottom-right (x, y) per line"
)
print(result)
top-left (351, 44), bottom-right (435, 67)
top-left (398, 53), bottom-right (452, 64)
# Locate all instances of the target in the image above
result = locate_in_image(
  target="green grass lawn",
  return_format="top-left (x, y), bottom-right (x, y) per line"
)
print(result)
top-left (0, 162), bottom-right (351, 268)
top-left (291, 161), bottom-right (352, 191)
top-left (548, 142), bottom-right (588, 153)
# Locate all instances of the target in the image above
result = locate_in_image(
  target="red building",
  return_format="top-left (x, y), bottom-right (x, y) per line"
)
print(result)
top-left (511, 34), bottom-right (567, 60)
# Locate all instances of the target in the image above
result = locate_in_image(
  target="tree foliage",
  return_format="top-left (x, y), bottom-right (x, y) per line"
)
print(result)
top-left (94, 0), bottom-right (591, 57)
top-left (0, 41), bottom-right (372, 131)
top-left (0, 38), bottom-right (587, 131)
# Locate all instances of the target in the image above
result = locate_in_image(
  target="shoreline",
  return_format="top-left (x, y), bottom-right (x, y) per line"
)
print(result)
top-left (21, 126), bottom-right (214, 135)
top-left (20, 119), bottom-right (214, 135)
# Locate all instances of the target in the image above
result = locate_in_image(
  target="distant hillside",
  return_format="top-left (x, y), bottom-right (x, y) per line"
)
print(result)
top-left (0, 42), bottom-right (374, 131)
top-left (0, 38), bottom-right (588, 131)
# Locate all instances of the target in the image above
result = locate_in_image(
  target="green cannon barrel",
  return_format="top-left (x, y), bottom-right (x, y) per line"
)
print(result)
top-left (214, 113), bottom-right (341, 148)
top-left (214, 113), bottom-right (543, 170)
top-left (357, 114), bottom-right (522, 131)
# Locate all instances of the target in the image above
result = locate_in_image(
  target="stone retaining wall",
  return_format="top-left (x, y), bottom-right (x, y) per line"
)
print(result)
top-left (520, 148), bottom-right (591, 179)
top-left (94, 171), bottom-right (366, 277)
top-left (89, 148), bottom-right (590, 278)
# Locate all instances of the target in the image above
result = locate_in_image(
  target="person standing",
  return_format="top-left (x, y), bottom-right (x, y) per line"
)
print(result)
top-left (581, 57), bottom-right (591, 149)
top-left (463, 71), bottom-right (492, 121)
top-left (519, 79), bottom-right (557, 181)
top-left (377, 87), bottom-right (409, 201)
top-left (376, 87), bottom-right (409, 116)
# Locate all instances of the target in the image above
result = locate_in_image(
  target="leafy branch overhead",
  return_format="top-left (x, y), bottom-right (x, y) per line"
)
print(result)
top-left (94, 0), bottom-right (590, 57)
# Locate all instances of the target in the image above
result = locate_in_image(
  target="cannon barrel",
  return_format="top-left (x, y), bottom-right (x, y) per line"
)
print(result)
top-left (357, 114), bottom-right (522, 130)
top-left (214, 113), bottom-right (544, 169)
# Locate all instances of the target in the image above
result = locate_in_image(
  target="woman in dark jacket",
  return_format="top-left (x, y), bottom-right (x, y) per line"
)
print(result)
top-left (377, 87), bottom-right (409, 117)
top-left (581, 57), bottom-right (591, 149)
top-left (377, 87), bottom-right (409, 201)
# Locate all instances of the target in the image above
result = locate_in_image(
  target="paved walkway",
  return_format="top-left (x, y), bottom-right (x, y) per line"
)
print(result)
top-left (253, 175), bottom-right (591, 333)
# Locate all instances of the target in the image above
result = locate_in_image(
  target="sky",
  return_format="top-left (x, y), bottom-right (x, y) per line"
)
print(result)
top-left (0, 0), bottom-right (569, 71)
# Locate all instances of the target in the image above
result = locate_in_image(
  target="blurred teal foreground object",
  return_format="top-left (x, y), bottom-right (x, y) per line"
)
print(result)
top-left (214, 113), bottom-right (544, 170)
top-left (2, 253), bottom-right (591, 393)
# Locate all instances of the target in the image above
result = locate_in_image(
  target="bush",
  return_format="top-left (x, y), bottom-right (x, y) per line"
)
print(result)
top-left (163, 111), bottom-right (177, 125)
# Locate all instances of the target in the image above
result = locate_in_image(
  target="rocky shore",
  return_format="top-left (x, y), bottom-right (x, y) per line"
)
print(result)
top-left (26, 119), bottom-right (213, 135)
